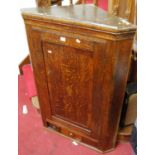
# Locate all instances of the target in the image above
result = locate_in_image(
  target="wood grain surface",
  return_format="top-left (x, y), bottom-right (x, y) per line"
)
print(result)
top-left (22, 4), bottom-right (136, 152)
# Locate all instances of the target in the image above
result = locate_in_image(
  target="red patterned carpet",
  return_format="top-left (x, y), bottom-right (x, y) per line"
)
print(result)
top-left (18, 74), bottom-right (135, 155)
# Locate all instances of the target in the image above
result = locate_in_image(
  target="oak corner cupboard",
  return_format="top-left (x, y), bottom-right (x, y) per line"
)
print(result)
top-left (21, 4), bottom-right (136, 152)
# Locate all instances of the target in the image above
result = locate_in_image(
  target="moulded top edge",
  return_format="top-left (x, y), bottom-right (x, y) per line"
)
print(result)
top-left (21, 4), bottom-right (136, 33)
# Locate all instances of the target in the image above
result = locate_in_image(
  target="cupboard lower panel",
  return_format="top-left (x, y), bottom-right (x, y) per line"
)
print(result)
top-left (46, 118), bottom-right (100, 149)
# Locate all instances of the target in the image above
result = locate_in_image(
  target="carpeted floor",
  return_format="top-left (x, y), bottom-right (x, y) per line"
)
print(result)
top-left (18, 74), bottom-right (135, 155)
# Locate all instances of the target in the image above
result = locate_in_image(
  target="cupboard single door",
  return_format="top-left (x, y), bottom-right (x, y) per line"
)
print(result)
top-left (43, 42), bottom-right (94, 131)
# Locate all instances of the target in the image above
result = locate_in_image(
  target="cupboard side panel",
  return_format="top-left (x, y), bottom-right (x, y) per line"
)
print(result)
top-left (90, 40), bottom-right (114, 140)
top-left (99, 39), bottom-right (134, 150)
top-left (25, 24), bottom-right (52, 125)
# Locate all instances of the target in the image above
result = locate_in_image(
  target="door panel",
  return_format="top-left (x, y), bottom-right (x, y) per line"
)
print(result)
top-left (43, 42), bottom-right (94, 129)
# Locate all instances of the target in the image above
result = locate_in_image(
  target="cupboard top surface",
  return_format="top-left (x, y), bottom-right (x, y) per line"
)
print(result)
top-left (21, 4), bottom-right (136, 33)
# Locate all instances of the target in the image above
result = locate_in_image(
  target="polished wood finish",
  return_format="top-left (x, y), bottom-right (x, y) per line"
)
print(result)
top-left (32, 94), bottom-right (135, 143)
top-left (119, 0), bottom-right (136, 23)
top-left (21, 5), bottom-right (136, 33)
top-left (36, 0), bottom-right (136, 24)
top-left (108, 0), bottom-right (137, 82)
top-left (22, 4), bottom-right (136, 152)
top-left (108, 0), bottom-right (136, 23)
top-left (108, 0), bottom-right (119, 15)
